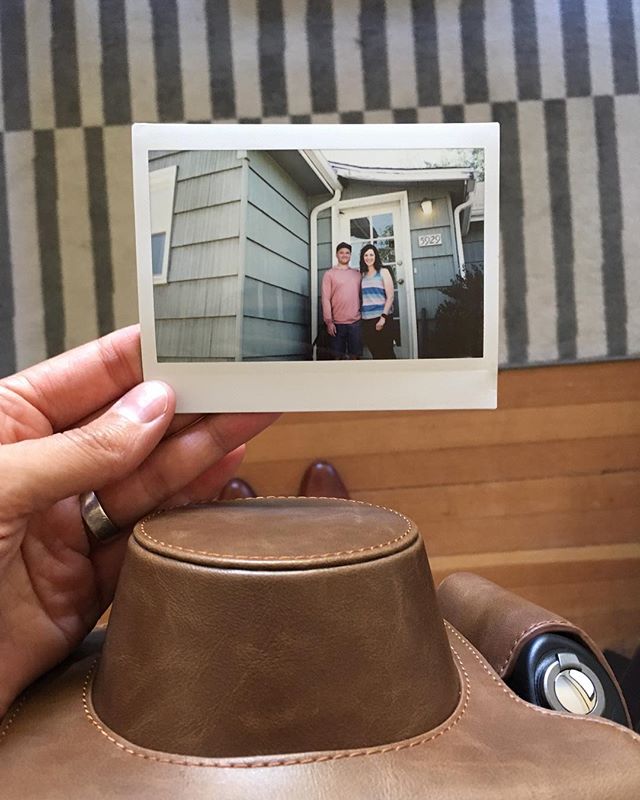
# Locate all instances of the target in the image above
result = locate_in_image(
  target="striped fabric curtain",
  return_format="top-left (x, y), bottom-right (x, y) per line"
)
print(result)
top-left (0, 0), bottom-right (638, 375)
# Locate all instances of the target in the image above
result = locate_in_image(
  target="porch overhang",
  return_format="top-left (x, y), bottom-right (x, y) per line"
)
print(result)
top-left (301, 150), bottom-right (343, 192)
top-left (268, 151), bottom-right (340, 196)
top-left (327, 162), bottom-right (483, 223)
top-left (326, 164), bottom-right (475, 185)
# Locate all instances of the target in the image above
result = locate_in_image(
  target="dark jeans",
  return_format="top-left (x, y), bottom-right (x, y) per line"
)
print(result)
top-left (362, 318), bottom-right (396, 359)
top-left (330, 321), bottom-right (363, 359)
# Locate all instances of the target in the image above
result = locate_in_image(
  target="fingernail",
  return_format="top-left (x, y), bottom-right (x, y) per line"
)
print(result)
top-left (115, 382), bottom-right (170, 423)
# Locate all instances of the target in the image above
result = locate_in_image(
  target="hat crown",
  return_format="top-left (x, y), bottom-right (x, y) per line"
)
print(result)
top-left (91, 498), bottom-right (459, 758)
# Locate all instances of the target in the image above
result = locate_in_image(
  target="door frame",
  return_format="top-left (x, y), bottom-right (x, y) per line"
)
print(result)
top-left (335, 190), bottom-right (418, 359)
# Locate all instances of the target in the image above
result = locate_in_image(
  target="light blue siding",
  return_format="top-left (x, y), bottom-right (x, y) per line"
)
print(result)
top-left (174, 170), bottom-right (242, 213)
top-left (154, 276), bottom-right (238, 319)
top-left (168, 239), bottom-right (239, 282)
top-left (317, 214), bottom-right (332, 253)
top-left (243, 318), bottom-right (309, 359)
top-left (155, 316), bottom-right (236, 361)
top-left (244, 277), bottom-right (308, 326)
top-left (413, 255), bottom-right (458, 289)
top-left (151, 150), bottom-right (244, 362)
top-left (248, 151), bottom-right (308, 215)
top-left (245, 205), bottom-right (308, 266)
top-left (248, 170), bottom-right (309, 241)
top-left (171, 202), bottom-right (241, 246)
top-left (463, 221), bottom-right (484, 268)
top-left (316, 208), bottom-right (334, 324)
top-left (317, 221), bottom-right (333, 284)
top-left (243, 151), bottom-right (311, 360)
top-left (244, 241), bottom-right (309, 295)
top-left (149, 149), bottom-right (241, 179)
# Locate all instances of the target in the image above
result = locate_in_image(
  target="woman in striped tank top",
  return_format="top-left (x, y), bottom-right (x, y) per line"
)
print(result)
top-left (359, 244), bottom-right (396, 359)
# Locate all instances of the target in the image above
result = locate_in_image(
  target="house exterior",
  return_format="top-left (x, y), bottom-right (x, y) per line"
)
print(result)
top-left (150, 149), bottom-right (483, 361)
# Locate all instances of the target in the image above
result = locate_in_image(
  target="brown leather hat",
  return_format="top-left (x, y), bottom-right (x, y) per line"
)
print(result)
top-left (2, 498), bottom-right (639, 798)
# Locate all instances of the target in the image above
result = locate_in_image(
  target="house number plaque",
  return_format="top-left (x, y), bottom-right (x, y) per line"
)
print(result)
top-left (418, 233), bottom-right (442, 247)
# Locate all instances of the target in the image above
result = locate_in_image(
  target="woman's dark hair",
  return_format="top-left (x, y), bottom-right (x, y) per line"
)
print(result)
top-left (359, 243), bottom-right (383, 274)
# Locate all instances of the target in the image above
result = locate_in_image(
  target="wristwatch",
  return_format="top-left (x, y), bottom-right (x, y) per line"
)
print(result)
top-left (381, 313), bottom-right (390, 319)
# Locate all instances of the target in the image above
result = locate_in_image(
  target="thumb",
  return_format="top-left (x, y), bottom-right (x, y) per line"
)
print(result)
top-left (1, 381), bottom-right (175, 514)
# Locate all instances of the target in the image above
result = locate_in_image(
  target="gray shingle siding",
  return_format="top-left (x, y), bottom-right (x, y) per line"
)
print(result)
top-left (150, 149), bottom-right (244, 361)
top-left (243, 151), bottom-right (311, 359)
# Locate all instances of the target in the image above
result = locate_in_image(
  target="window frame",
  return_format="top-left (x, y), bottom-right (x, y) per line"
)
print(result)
top-left (149, 165), bottom-right (178, 285)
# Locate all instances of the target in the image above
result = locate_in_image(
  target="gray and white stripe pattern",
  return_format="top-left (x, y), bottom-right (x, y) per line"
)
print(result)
top-left (1, 0), bottom-right (639, 375)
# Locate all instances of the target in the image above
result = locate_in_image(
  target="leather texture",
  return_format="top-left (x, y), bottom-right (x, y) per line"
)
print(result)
top-left (437, 571), bottom-right (631, 726)
top-left (134, 497), bottom-right (412, 569)
top-left (1, 499), bottom-right (639, 798)
top-left (299, 461), bottom-right (350, 499)
top-left (2, 626), bottom-right (640, 799)
top-left (93, 499), bottom-right (458, 757)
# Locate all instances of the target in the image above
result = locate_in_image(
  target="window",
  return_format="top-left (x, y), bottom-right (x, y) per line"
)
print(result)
top-left (149, 165), bottom-right (177, 284)
top-left (151, 233), bottom-right (166, 278)
top-left (349, 212), bottom-right (396, 269)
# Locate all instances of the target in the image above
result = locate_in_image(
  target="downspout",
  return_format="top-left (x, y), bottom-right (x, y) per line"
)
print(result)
top-left (453, 195), bottom-right (473, 280)
top-left (310, 188), bottom-right (342, 358)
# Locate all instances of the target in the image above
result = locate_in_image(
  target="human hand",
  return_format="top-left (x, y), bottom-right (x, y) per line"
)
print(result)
top-left (326, 322), bottom-right (337, 337)
top-left (0, 326), bottom-right (278, 717)
top-left (375, 317), bottom-right (386, 332)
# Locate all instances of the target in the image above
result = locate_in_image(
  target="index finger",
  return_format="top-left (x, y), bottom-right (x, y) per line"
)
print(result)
top-left (1, 326), bottom-right (143, 432)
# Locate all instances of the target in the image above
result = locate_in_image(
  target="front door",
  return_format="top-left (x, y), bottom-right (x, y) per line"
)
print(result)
top-left (338, 194), bottom-right (416, 359)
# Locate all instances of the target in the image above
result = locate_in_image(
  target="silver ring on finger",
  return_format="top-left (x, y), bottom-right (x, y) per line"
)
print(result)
top-left (79, 491), bottom-right (120, 545)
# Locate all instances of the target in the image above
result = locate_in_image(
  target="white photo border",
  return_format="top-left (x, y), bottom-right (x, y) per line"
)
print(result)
top-left (133, 123), bottom-right (500, 412)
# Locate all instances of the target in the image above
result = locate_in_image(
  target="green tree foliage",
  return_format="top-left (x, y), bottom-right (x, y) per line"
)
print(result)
top-left (421, 148), bottom-right (485, 182)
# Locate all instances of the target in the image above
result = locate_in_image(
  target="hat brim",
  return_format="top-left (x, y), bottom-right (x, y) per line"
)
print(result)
top-left (1, 624), bottom-right (639, 799)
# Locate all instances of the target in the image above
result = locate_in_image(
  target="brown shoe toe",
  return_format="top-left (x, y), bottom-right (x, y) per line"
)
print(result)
top-left (299, 461), bottom-right (349, 499)
top-left (218, 478), bottom-right (257, 501)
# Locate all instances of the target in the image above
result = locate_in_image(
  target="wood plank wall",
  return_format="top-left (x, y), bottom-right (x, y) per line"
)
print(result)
top-left (239, 360), bottom-right (640, 656)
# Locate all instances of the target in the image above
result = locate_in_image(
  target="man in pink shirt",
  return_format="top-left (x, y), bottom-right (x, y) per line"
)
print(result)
top-left (321, 242), bottom-right (362, 359)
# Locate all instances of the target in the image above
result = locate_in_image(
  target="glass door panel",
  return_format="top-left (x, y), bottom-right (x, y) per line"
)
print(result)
top-left (371, 212), bottom-right (394, 237)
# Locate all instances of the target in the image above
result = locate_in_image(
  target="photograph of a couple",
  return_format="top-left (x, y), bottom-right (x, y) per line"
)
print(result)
top-left (149, 147), bottom-right (485, 363)
top-left (321, 240), bottom-right (396, 361)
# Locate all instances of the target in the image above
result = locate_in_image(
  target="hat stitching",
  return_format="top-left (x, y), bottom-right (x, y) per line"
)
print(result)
top-left (138, 497), bottom-right (415, 562)
top-left (0, 695), bottom-right (27, 740)
top-left (445, 622), bottom-right (640, 747)
top-left (79, 649), bottom-right (470, 768)
top-left (497, 618), bottom-right (568, 675)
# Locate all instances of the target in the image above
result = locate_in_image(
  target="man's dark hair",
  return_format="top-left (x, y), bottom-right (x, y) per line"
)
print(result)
top-left (336, 241), bottom-right (352, 253)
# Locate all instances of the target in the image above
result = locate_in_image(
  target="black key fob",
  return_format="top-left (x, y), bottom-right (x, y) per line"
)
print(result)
top-left (506, 633), bottom-right (629, 727)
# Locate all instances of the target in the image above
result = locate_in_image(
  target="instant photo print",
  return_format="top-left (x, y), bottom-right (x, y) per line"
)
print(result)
top-left (133, 123), bottom-right (499, 412)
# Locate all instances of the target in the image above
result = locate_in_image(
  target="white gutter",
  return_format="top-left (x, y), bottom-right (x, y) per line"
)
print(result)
top-left (301, 150), bottom-right (342, 192)
top-left (453, 193), bottom-right (474, 279)
top-left (328, 164), bottom-right (474, 184)
top-left (310, 188), bottom-right (342, 358)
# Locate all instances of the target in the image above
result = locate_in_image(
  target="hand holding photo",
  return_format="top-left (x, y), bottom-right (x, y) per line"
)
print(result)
top-left (133, 124), bottom-right (499, 412)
